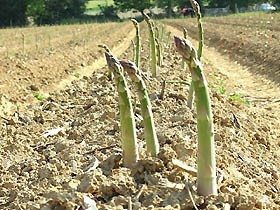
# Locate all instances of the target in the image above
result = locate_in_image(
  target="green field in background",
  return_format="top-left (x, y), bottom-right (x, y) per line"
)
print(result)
top-left (86, 0), bottom-right (114, 11)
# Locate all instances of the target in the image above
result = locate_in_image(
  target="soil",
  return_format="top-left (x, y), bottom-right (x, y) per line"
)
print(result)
top-left (164, 13), bottom-right (280, 85)
top-left (0, 14), bottom-right (279, 210)
top-left (0, 22), bottom-right (134, 113)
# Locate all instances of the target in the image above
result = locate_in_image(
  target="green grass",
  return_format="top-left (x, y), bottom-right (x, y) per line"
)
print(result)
top-left (215, 80), bottom-right (226, 95)
top-left (217, 85), bottom-right (226, 95)
top-left (86, 0), bottom-right (114, 11)
top-left (229, 92), bottom-right (250, 105)
top-left (34, 92), bottom-right (46, 101)
top-left (74, 72), bottom-right (80, 78)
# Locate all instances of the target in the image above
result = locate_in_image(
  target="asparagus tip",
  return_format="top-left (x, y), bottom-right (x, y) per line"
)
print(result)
top-left (142, 12), bottom-right (150, 21)
top-left (105, 51), bottom-right (122, 71)
top-left (119, 60), bottom-right (138, 77)
top-left (174, 36), bottom-right (196, 62)
top-left (131, 19), bottom-right (138, 26)
top-left (190, 0), bottom-right (201, 16)
top-left (183, 27), bottom-right (188, 37)
top-left (98, 44), bottom-right (111, 53)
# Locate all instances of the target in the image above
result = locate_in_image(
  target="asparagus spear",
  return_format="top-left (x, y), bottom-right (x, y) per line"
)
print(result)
top-left (155, 38), bottom-right (162, 66)
top-left (181, 27), bottom-right (195, 109)
top-left (188, 0), bottom-right (205, 109)
top-left (131, 19), bottom-right (141, 68)
top-left (143, 13), bottom-right (158, 77)
top-left (98, 44), bottom-right (111, 53)
top-left (120, 60), bottom-right (159, 157)
top-left (98, 44), bottom-right (114, 80)
top-left (174, 36), bottom-right (217, 196)
top-left (155, 26), bottom-right (160, 40)
top-left (160, 24), bottom-right (165, 41)
top-left (181, 28), bottom-right (188, 69)
top-left (190, 0), bottom-right (204, 59)
top-left (131, 40), bottom-right (136, 62)
top-left (105, 52), bottom-right (139, 167)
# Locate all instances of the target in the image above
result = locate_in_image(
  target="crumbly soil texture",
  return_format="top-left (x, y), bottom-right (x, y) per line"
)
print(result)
top-left (0, 14), bottom-right (280, 210)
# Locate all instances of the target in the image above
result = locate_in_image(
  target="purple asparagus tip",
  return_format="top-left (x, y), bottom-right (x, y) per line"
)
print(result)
top-left (174, 36), bottom-right (196, 62)
top-left (105, 51), bottom-right (121, 70)
top-left (120, 60), bottom-right (138, 76)
top-left (120, 60), bottom-right (137, 70)
top-left (174, 36), bottom-right (183, 50)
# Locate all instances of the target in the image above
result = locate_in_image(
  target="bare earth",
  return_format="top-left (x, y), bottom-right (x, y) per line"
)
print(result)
top-left (0, 22), bottom-right (133, 113)
top-left (0, 14), bottom-right (279, 209)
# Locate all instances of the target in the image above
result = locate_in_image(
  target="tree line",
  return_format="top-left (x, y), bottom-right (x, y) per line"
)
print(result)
top-left (114, 0), bottom-right (279, 14)
top-left (0, 0), bottom-right (88, 27)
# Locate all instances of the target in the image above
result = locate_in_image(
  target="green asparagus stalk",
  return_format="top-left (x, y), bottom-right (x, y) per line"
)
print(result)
top-left (174, 36), bottom-right (217, 196)
top-left (21, 33), bottom-right (25, 54)
top-left (155, 38), bottom-right (162, 67)
top-left (155, 26), bottom-right (160, 40)
top-left (120, 60), bottom-right (159, 157)
top-left (188, 0), bottom-right (205, 109)
top-left (160, 25), bottom-right (165, 41)
top-left (183, 27), bottom-right (188, 39)
top-left (131, 19), bottom-right (141, 68)
top-left (166, 31), bottom-right (171, 48)
top-left (181, 28), bottom-right (188, 69)
top-left (131, 40), bottom-right (136, 62)
top-left (143, 13), bottom-right (158, 77)
top-left (98, 44), bottom-right (114, 80)
top-left (105, 52), bottom-right (139, 167)
top-left (190, 0), bottom-right (204, 59)
top-left (187, 82), bottom-right (195, 109)
top-left (183, 28), bottom-right (193, 112)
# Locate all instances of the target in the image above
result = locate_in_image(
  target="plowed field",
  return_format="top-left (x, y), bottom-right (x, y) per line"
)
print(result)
top-left (164, 13), bottom-right (280, 84)
top-left (0, 13), bottom-right (279, 210)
